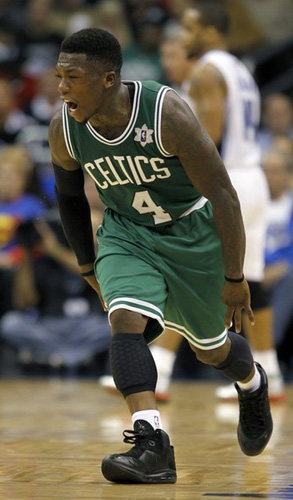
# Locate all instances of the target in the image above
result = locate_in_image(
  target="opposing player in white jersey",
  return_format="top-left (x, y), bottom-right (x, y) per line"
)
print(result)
top-left (180, 1), bottom-right (284, 401)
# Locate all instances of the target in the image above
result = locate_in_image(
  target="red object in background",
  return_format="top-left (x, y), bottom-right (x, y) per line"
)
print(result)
top-left (15, 74), bottom-right (38, 109)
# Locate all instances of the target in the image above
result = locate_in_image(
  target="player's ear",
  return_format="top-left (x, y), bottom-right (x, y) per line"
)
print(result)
top-left (103, 71), bottom-right (116, 89)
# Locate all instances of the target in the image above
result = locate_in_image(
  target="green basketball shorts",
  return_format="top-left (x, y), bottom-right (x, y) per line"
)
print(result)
top-left (95, 203), bottom-right (227, 349)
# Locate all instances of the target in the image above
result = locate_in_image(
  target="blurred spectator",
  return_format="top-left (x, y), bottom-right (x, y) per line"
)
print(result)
top-left (243, 0), bottom-right (293, 45)
top-left (0, 0), bottom-right (24, 33)
top-left (0, 78), bottom-right (36, 146)
top-left (272, 136), bottom-right (293, 161)
top-left (165, 0), bottom-right (196, 19)
top-left (25, 66), bottom-right (61, 125)
top-left (263, 148), bottom-right (293, 289)
top-left (50, 0), bottom-right (133, 44)
top-left (258, 93), bottom-right (293, 154)
top-left (17, 66), bottom-right (61, 205)
top-left (94, 0), bottom-right (133, 50)
top-left (122, 4), bottom-right (169, 81)
top-left (0, 23), bottom-right (21, 79)
top-left (167, 0), bottom-right (291, 53)
top-left (50, 0), bottom-right (94, 36)
top-left (271, 136), bottom-right (293, 189)
top-left (0, 145), bottom-right (45, 317)
top-left (159, 24), bottom-right (195, 108)
top-left (223, 0), bottom-right (266, 55)
top-left (0, 208), bottom-right (111, 372)
top-left (262, 148), bottom-right (293, 371)
top-left (166, 0), bottom-right (265, 55)
top-left (16, 0), bottom-right (63, 108)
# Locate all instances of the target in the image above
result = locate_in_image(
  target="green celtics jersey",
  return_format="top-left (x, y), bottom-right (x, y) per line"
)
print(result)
top-left (62, 80), bottom-right (206, 226)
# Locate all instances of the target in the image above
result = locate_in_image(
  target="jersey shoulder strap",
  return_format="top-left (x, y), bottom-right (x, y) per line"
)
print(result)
top-left (140, 80), bottom-right (174, 158)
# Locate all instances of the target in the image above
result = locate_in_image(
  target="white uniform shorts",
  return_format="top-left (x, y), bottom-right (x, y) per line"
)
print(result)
top-left (228, 165), bottom-right (269, 281)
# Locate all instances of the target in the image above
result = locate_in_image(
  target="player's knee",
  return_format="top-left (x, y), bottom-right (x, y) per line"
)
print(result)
top-left (190, 340), bottom-right (231, 365)
top-left (110, 309), bottom-right (148, 334)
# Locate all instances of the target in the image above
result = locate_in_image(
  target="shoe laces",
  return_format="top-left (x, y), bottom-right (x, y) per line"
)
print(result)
top-left (123, 428), bottom-right (156, 449)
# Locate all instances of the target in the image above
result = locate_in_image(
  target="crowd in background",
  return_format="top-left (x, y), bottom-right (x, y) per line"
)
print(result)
top-left (0, 0), bottom-right (292, 379)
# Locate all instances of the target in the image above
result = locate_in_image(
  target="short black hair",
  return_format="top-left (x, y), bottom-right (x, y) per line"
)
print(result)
top-left (192, 1), bottom-right (230, 35)
top-left (60, 28), bottom-right (122, 74)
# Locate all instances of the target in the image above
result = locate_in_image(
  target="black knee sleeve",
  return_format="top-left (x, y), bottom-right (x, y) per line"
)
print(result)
top-left (215, 332), bottom-right (254, 381)
top-left (109, 333), bottom-right (157, 398)
top-left (248, 280), bottom-right (270, 310)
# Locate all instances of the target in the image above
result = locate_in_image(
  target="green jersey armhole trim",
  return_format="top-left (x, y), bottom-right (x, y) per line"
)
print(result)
top-left (154, 86), bottom-right (176, 158)
top-left (62, 103), bottom-right (77, 161)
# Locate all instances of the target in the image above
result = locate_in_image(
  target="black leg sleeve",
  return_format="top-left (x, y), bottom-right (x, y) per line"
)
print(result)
top-left (110, 333), bottom-right (158, 398)
top-left (215, 331), bottom-right (254, 382)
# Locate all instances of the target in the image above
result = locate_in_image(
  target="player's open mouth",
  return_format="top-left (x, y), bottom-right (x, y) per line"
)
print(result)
top-left (64, 100), bottom-right (78, 113)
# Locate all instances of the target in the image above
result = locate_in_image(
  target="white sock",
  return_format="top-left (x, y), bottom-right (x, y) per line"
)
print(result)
top-left (252, 349), bottom-right (281, 376)
top-left (150, 345), bottom-right (176, 393)
top-left (237, 363), bottom-right (261, 393)
top-left (132, 410), bottom-right (162, 430)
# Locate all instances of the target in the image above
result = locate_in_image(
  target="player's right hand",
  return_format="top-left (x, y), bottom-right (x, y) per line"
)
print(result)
top-left (222, 279), bottom-right (254, 333)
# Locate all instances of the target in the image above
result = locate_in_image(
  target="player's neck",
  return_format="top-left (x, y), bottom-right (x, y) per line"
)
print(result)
top-left (89, 84), bottom-right (132, 139)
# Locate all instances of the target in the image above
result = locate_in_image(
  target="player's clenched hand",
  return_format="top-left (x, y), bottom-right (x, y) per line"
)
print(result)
top-left (222, 279), bottom-right (254, 333)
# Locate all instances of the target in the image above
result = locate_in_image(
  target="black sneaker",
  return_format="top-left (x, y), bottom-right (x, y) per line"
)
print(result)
top-left (236, 362), bottom-right (273, 456)
top-left (101, 419), bottom-right (177, 483)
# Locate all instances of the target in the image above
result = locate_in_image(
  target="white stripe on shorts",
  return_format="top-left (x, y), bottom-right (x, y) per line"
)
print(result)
top-left (108, 297), bottom-right (165, 332)
top-left (165, 320), bottom-right (228, 350)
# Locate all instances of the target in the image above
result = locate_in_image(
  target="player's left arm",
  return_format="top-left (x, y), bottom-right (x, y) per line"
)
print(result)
top-left (189, 63), bottom-right (226, 146)
top-left (49, 110), bottom-right (106, 309)
top-left (161, 90), bottom-right (254, 331)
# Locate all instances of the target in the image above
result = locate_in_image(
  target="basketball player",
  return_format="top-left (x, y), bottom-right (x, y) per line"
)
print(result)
top-left (99, 27), bottom-right (194, 403)
top-left (49, 28), bottom-right (273, 484)
top-left (180, 1), bottom-right (284, 401)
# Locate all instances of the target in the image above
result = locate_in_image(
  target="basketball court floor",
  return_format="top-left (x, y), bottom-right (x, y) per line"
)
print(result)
top-left (0, 379), bottom-right (291, 499)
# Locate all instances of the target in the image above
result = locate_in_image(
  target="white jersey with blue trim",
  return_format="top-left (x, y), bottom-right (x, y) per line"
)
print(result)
top-left (198, 50), bottom-right (261, 170)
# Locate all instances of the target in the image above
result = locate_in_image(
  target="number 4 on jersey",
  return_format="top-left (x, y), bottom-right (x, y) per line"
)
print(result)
top-left (132, 190), bottom-right (172, 224)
